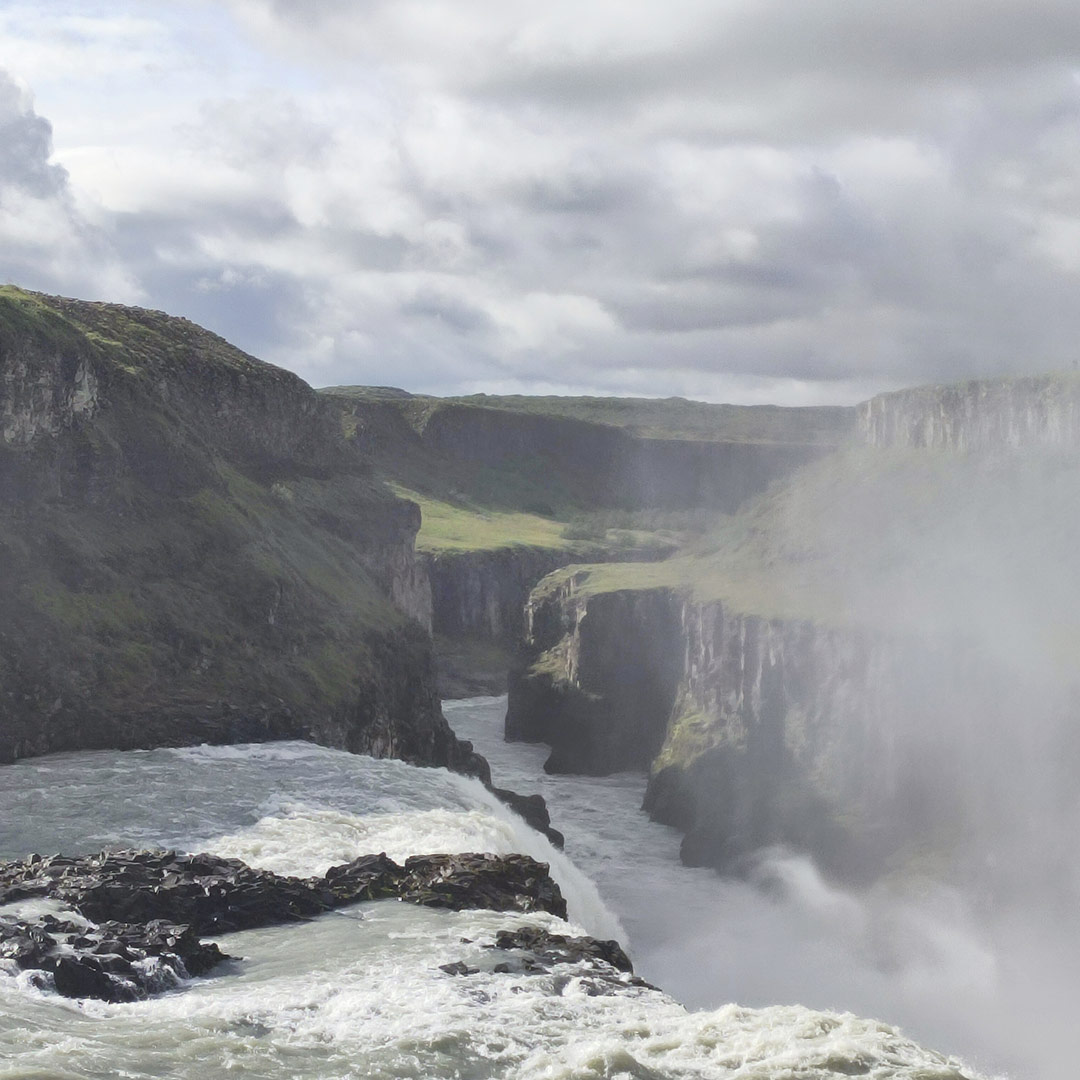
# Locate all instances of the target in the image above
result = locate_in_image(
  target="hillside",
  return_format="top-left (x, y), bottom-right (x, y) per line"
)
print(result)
top-left (325, 386), bottom-right (853, 445)
top-left (322, 385), bottom-right (851, 550)
top-left (321, 382), bottom-right (852, 695)
top-left (0, 287), bottom-right (475, 769)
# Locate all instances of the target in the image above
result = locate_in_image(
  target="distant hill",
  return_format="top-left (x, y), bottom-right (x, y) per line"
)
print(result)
top-left (322, 386), bottom-right (854, 446)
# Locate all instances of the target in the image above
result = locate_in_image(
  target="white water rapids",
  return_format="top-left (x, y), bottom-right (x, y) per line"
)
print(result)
top-left (0, 699), bottom-right (1006, 1079)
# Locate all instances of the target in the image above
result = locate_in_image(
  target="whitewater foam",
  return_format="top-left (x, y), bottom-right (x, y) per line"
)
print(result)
top-left (0, 713), bottom-right (991, 1079)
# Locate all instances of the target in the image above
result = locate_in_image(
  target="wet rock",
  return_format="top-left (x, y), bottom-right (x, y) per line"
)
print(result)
top-left (438, 961), bottom-right (479, 976)
top-left (322, 852), bottom-right (404, 904)
top-left (492, 926), bottom-right (633, 973)
top-left (435, 924), bottom-right (659, 995)
top-left (0, 847), bottom-right (569, 1001)
top-left (325, 852), bottom-right (567, 919)
top-left (488, 787), bottom-right (565, 849)
top-left (0, 913), bottom-right (224, 1003)
top-left (0, 850), bottom-right (333, 935)
top-left (399, 853), bottom-right (567, 919)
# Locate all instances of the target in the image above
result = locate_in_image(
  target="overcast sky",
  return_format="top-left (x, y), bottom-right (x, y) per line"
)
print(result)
top-left (1, 1), bottom-right (1079, 403)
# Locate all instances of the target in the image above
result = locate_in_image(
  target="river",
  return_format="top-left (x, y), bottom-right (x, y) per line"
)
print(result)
top-left (0, 698), bottom-right (1001, 1079)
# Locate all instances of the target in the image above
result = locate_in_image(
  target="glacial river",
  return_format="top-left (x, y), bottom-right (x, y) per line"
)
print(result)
top-left (0, 697), bottom-right (1005, 1079)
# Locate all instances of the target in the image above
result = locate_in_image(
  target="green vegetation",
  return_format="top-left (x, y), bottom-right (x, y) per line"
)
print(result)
top-left (651, 702), bottom-right (734, 773)
top-left (0, 289), bottom-right (428, 757)
top-left (395, 487), bottom-right (575, 553)
top-left (399, 485), bottom-right (684, 557)
top-left (323, 385), bottom-right (842, 559)
top-left (0, 285), bottom-right (292, 385)
top-left (0, 286), bottom-right (90, 353)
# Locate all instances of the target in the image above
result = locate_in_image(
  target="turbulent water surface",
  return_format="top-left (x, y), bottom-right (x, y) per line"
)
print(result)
top-left (449, 697), bottom-right (1080, 1080)
top-left (0, 701), bottom-right (995, 1079)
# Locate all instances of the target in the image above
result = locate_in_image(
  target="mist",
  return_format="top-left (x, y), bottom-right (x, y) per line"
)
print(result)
top-left (707, 431), bottom-right (1080, 1078)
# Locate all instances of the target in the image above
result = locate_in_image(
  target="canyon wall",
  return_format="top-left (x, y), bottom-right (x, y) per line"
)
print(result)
top-left (0, 289), bottom-right (481, 775)
top-left (506, 574), bottom-right (683, 774)
top-left (423, 547), bottom-right (572, 641)
top-left (416, 402), bottom-right (835, 512)
top-left (857, 375), bottom-right (1080, 451)
top-left (506, 574), bottom-right (1070, 885)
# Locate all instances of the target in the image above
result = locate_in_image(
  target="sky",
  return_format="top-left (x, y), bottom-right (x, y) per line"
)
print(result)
top-left (1, 1), bottom-right (1080, 404)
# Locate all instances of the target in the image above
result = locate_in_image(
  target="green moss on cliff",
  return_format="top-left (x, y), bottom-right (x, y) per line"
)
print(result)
top-left (651, 703), bottom-right (731, 773)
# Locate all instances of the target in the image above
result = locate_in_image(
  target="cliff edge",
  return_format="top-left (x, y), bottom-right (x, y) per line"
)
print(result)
top-left (0, 287), bottom-right (478, 771)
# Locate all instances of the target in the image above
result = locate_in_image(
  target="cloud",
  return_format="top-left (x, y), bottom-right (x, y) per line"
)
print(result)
top-left (2, 3), bottom-right (1080, 403)
top-left (0, 69), bottom-right (140, 301)
top-left (0, 73), bottom-right (68, 198)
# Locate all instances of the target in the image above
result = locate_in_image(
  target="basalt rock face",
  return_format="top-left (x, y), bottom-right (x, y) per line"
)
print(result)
top-left (0, 289), bottom-right (473, 771)
top-left (506, 575), bottom-right (684, 775)
top-left (424, 547), bottom-right (573, 642)
top-left (638, 605), bottom-right (994, 882)
top-left (857, 375), bottom-right (1080, 451)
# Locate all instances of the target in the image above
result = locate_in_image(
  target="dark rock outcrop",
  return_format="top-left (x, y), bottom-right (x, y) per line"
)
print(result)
top-left (0, 847), bottom-right (568, 1001)
top-left (488, 786), bottom-right (565, 848)
top-left (506, 574), bottom-right (683, 774)
top-left (0, 913), bottom-right (223, 1002)
top-left (436, 924), bottom-right (656, 995)
top-left (491, 925), bottom-right (632, 973)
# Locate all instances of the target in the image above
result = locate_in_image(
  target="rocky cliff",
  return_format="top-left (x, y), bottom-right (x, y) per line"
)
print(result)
top-left (421, 547), bottom-right (571, 642)
top-left (857, 374), bottom-right (1080, 451)
top-left (507, 570), bottom-right (1076, 888)
top-left (329, 388), bottom-right (846, 697)
top-left (506, 574), bottom-right (683, 774)
top-left (0, 288), bottom-right (480, 772)
top-left (506, 366), bottom-right (1080, 891)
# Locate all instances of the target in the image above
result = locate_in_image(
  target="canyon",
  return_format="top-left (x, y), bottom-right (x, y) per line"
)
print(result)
top-left (506, 377), bottom-right (1080, 900)
top-left (4, 284), bottom-right (1077, 908)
